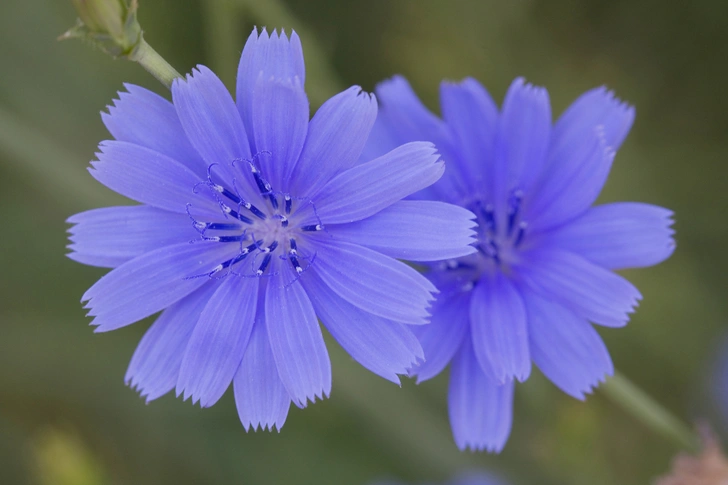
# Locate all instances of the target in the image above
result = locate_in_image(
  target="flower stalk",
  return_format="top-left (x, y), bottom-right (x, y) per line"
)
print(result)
top-left (127, 38), bottom-right (181, 89)
top-left (601, 371), bottom-right (700, 451)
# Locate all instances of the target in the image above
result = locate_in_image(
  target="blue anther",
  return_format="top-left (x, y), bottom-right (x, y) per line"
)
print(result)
top-left (479, 203), bottom-right (496, 233)
top-left (513, 222), bottom-right (527, 247)
top-left (301, 224), bottom-right (324, 232)
top-left (204, 235), bottom-right (246, 243)
top-left (248, 203), bottom-right (267, 220)
top-left (184, 250), bottom-right (250, 280)
top-left (262, 241), bottom-right (279, 253)
top-left (244, 241), bottom-right (262, 254)
top-left (284, 195), bottom-right (292, 215)
top-left (289, 254), bottom-right (303, 274)
top-left (506, 190), bottom-right (524, 236)
top-left (206, 222), bottom-right (240, 231)
top-left (256, 254), bottom-right (272, 276)
top-left (289, 238), bottom-right (298, 254)
top-left (250, 165), bottom-right (270, 193)
top-left (220, 203), bottom-right (253, 224)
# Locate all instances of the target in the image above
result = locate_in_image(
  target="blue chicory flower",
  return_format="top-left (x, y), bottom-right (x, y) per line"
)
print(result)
top-left (363, 75), bottom-right (676, 451)
top-left (66, 29), bottom-right (478, 431)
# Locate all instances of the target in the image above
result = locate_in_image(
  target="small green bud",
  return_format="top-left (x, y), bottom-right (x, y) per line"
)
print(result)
top-left (60, 0), bottom-right (142, 58)
top-left (72, 0), bottom-right (124, 38)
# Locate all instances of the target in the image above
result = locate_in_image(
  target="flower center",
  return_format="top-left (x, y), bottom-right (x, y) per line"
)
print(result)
top-left (469, 189), bottom-right (528, 267)
top-left (435, 189), bottom-right (529, 292)
top-left (185, 161), bottom-right (323, 279)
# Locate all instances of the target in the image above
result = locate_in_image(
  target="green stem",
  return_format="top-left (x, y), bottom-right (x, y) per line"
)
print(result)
top-left (128, 38), bottom-right (182, 89)
top-left (601, 371), bottom-right (699, 451)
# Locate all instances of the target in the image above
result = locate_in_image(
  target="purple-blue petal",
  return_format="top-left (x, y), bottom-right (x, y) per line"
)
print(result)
top-left (439, 77), bottom-right (498, 195)
top-left (89, 141), bottom-right (209, 214)
top-left (251, 76), bottom-right (309, 191)
top-left (308, 237), bottom-right (436, 325)
top-left (102, 84), bottom-right (206, 177)
top-left (469, 272), bottom-right (530, 383)
top-left (82, 241), bottom-right (240, 332)
top-left (313, 142), bottom-right (444, 224)
top-left (67, 206), bottom-right (197, 268)
top-left (234, 318), bottom-right (291, 432)
top-left (291, 86), bottom-right (377, 195)
top-left (525, 292), bottom-right (613, 399)
top-left (539, 202), bottom-right (676, 270)
top-left (553, 86), bottom-right (635, 155)
top-left (236, 28), bottom-right (305, 138)
top-left (410, 290), bottom-right (470, 383)
top-left (176, 274), bottom-right (259, 407)
top-left (172, 66), bottom-right (259, 202)
top-left (525, 124), bottom-right (615, 232)
top-left (448, 336), bottom-right (514, 452)
top-left (326, 200), bottom-right (476, 262)
top-left (493, 77), bottom-right (551, 198)
top-left (362, 75), bottom-right (445, 161)
top-left (265, 272), bottom-right (331, 407)
top-left (125, 282), bottom-right (219, 402)
top-left (301, 269), bottom-right (423, 384)
top-left (517, 248), bottom-right (642, 327)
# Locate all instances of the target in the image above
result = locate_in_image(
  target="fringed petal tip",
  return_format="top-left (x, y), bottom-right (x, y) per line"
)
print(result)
top-left (456, 439), bottom-right (508, 454)
top-left (242, 422), bottom-right (285, 433)
top-left (247, 25), bottom-right (300, 45)
top-left (596, 85), bottom-right (636, 119)
top-left (291, 389), bottom-right (330, 409)
top-left (572, 368), bottom-right (614, 401)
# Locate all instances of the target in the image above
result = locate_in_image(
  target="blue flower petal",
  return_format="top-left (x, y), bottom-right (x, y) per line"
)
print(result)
top-left (176, 274), bottom-right (259, 407)
top-left (236, 28), bottom-right (305, 138)
top-left (252, 76), bottom-right (309, 191)
top-left (526, 123), bottom-right (615, 232)
top-left (470, 272), bottom-right (531, 383)
top-left (326, 200), bottom-right (476, 261)
top-left (125, 282), bottom-right (219, 402)
top-left (291, 86), bottom-right (377, 195)
top-left (265, 273), bottom-right (331, 407)
top-left (493, 77), bottom-right (551, 199)
top-left (553, 86), bottom-right (635, 155)
top-left (518, 248), bottom-right (642, 327)
top-left (308, 238), bottom-right (436, 325)
top-left (448, 336), bottom-right (514, 452)
top-left (526, 87), bottom-right (635, 231)
top-left (313, 142), bottom-right (444, 224)
top-left (102, 84), bottom-right (206, 177)
top-left (439, 77), bottom-right (499, 195)
top-left (540, 202), bottom-right (676, 270)
top-left (172, 66), bottom-right (260, 203)
top-left (67, 206), bottom-right (196, 268)
top-left (82, 241), bottom-right (240, 332)
top-left (361, 75), bottom-right (445, 161)
top-left (234, 318), bottom-right (291, 432)
top-left (410, 291), bottom-right (470, 383)
top-left (301, 269), bottom-right (423, 384)
top-left (525, 292), bottom-right (613, 399)
top-left (89, 141), bottom-right (209, 213)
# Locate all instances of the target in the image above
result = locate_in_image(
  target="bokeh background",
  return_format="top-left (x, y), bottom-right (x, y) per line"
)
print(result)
top-left (1, 1), bottom-right (727, 484)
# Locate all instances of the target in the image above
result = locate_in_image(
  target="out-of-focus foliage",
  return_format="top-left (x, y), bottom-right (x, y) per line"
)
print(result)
top-left (0, 1), bottom-right (726, 484)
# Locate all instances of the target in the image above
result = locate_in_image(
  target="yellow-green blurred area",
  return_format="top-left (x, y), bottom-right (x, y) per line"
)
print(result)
top-left (1, 1), bottom-right (726, 484)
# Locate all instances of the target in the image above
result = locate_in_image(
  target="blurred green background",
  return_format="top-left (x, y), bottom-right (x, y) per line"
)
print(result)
top-left (1, 1), bottom-right (727, 484)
